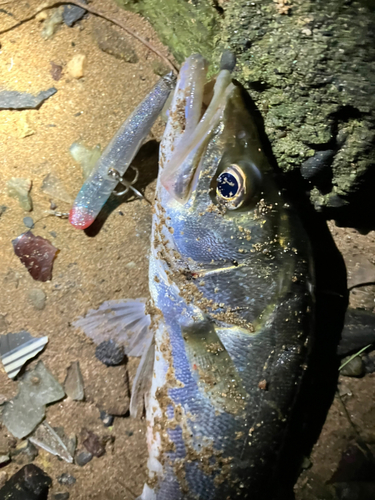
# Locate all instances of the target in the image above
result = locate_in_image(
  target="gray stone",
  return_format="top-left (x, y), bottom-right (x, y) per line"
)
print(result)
top-left (28, 289), bottom-right (46, 310)
top-left (57, 473), bottom-right (76, 486)
top-left (75, 450), bottom-right (93, 466)
top-left (2, 361), bottom-right (65, 438)
top-left (340, 356), bottom-right (365, 377)
top-left (63, 0), bottom-right (87, 27)
top-left (23, 217), bottom-right (34, 229)
top-left (95, 340), bottom-right (124, 366)
top-left (64, 361), bottom-right (84, 401)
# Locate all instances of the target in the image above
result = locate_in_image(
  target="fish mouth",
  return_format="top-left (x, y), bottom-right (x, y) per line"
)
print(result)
top-left (160, 53), bottom-right (236, 204)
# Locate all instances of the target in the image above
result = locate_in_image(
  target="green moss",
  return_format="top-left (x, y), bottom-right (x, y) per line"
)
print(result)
top-left (115, 0), bottom-right (220, 64)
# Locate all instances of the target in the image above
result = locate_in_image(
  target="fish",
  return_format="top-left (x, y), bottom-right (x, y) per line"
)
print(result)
top-left (74, 52), bottom-right (349, 499)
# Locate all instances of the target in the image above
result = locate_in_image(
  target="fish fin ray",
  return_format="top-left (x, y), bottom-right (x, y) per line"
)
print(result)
top-left (130, 336), bottom-right (155, 419)
top-left (73, 299), bottom-right (152, 356)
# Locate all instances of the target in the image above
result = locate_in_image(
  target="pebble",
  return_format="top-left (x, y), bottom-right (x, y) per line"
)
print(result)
top-left (28, 289), bottom-right (46, 310)
top-left (64, 361), bottom-right (85, 401)
top-left (99, 410), bottom-right (114, 427)
top-left (340, 356), bottom-right (365, 377)
top-left (63, 0), bottom-right (87, 27)
top-left (82, 429), bottom-right (105, 457)
top-left (53, 494), bottom-right (70, 500)
top-left (57, 473), bottom-right (76, 486)
top-left (95, 340), bottom-right (124, 366)
top-left (75, 450), bottom-right (93, 467)
top-left (67, 54), bottom-right (86, 79)
top-left (93, 20), bottom-right (137, 63)
top-left (23, 217), bottom-right (34, 229)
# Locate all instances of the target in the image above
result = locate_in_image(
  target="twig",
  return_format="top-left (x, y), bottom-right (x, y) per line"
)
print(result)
top-left (0, 0), bottom-right (179, 73)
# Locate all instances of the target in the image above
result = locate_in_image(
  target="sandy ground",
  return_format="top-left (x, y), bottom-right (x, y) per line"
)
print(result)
top-left (0, 1), bottom-right (374, 499)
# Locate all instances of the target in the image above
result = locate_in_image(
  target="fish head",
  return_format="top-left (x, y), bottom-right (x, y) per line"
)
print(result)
top-left (157, 53), bottom-right (303, 284)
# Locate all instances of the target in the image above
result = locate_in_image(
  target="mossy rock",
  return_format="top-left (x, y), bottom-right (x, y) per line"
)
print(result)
top-left (118, 0), bottom-right (375, 229)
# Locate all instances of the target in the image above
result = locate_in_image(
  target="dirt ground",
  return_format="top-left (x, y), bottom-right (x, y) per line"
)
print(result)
top-left (0, 1), bottom-right (374, 499)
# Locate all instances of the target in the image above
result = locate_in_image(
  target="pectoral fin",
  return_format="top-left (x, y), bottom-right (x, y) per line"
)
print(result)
top-left (179, 312), bottom-right (247, 415)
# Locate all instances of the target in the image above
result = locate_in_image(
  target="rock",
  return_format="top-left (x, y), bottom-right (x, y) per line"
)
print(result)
top-left (0, 454), bottom-right (10, 467)
top-left (82, 429), bottom-right (105, 457)
top-left (99, 410), bottom-right (114, 427)
top-left (0, 470), bottom-right (8, 489)
top-left (301, 150), bottom-right (335, 181)
top-left (28, 289), bottom-right (46, 310)
top-left (57, 473), bottom-right (76, 486)
top-left (95, 340), bottom-right (124, 366)
top-left (0, 89), bottom-right (57, 111)
top-left (7, 178), bottom-right (33, 211)
top-left (0, 331), bottom-right (48, 379)
top-left (23, 217), bottom-right (34, 229)
top-left (2, 361), bottom-right (65, 439)
top-left (42, 7), bottom-right (63, 39)
top-left (12, 231), bottom-right (59, 282)
top-left (93, 20), bottom-right (137, 63)
top-left (66, 54), bottom-right (86, 79)
top-left (340, 355), bottom-right (365, 377)
top-left (41, 173), bottom-right (73, 204)
top-left (11, 440), bottom-right (38, 465)
top-left (0, 464), bottom-right (52, 499)
top-left (53, 494), bottom-right (70, 500)
top-left (63, 1), bottom-right (87, 27)
top-left (50, 62), bottom-right (63, 82)
top-left (75, 450), bottom-right (93, 467)
top-left (18, 114), bottom-right (35, 138)
top-left (64, 361), bottom-right (84, 401)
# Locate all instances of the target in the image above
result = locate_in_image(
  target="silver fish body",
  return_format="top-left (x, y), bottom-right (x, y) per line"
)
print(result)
top-left (139, 55), bottom-right (316, 500)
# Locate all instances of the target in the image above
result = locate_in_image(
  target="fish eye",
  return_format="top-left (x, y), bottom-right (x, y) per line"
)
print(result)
top-left (215, 163), bottom-right (260, 210)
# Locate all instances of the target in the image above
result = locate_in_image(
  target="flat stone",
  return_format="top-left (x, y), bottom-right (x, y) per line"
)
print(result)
top-left (75, 450), bottom-right (93, 467)
top-left (63, 0), bottom-right (87, 27)
top-left (2, 361), bottom-right (65, 438)
top-left (23, 217), bottom-right (34, 229)
top-left (66, 54), bottom-right (86, 79)
top-left (28, 289), bottom-right (46, 310)
top-left (64, 361), bottom-right (84, 401)
top-left (0, 89), bottom-right (56, 110)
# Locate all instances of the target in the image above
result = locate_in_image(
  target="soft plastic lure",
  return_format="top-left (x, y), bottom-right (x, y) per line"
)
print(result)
top-left (69, 72), bottom-right (176, 229)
